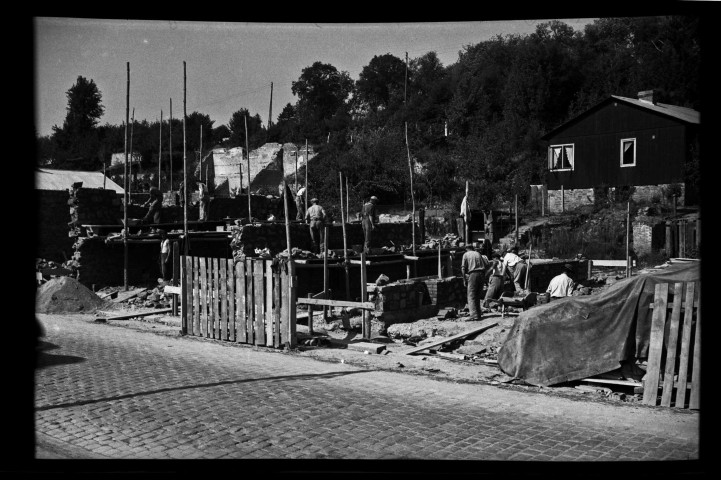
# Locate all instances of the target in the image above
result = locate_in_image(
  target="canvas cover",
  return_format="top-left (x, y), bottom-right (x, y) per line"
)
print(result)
top-left (498, 261), bottom-right (700, 386)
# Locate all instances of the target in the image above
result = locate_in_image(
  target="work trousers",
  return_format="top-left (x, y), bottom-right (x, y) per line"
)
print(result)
top-left (466, 271), bottom-right (484, 320)
top-left (296, 197), bottom-right (305, 220)
top-left (509, 262), bottom-right (528, 292)
top-left (362, 219), bottom-right (373, 253)
top-left (309, 220), bottom-right (324, 253)
top-left (160, 252), bottom-right (170, 281)
top-left (483, 275), bottom-right (504, 308)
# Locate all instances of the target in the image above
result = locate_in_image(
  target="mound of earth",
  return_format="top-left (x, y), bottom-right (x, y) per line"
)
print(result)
top-left (36, 276), bottom-right (108, 314)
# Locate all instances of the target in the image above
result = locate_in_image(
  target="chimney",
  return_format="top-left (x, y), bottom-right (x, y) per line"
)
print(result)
top-left (638, 90), bottom-right (656, 105)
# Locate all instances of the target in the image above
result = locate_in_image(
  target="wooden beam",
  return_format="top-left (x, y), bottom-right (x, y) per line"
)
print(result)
top-left (97, 308), bottom-right (173, 321)
top-left (297, 298), bottom-right (374, 310)
top-left (404, 319), bottom-right (498, 355)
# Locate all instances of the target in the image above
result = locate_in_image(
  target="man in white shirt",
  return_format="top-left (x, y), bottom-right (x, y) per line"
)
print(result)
top-left (159, 230), bottom-right (171, 282)
top-left (461, 243), bottom-right (489, 320)
top-left (501, 246), bottom-right (527, 292)
top-left (295, 186), bottom-right (306, 220)
top-left (546, 264), bottom-right (576, 299)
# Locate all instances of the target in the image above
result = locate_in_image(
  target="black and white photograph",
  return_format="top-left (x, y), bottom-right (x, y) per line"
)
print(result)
top-left (24, 8), bottom-right (712, 475)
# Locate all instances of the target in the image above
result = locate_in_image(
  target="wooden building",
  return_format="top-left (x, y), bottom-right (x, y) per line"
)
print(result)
top-left (540, 90), bottom-right (699, 213)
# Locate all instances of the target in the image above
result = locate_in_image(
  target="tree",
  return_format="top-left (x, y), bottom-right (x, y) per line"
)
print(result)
top-left (292, 62), bottom-right (354, 142)
top-left (356, 54), bottom-right (407, 113)
top-left (228, 109), bottom-right (265, 151)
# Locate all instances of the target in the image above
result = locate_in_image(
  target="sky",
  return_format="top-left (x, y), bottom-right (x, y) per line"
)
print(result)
top-left (34, 17), bottom-right (598, 138)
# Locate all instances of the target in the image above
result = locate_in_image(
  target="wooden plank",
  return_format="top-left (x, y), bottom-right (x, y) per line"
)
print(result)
top-left (675, 282), bottom-right (696, 408)
top-left (405, 318), bottom-right (499, 355)
top-left (163, 285), bottom-right (182, 295)
top-left (246, 260), bottom-right (254, 344)
top-left (254, 259), bottom-right (266, 346)
top-left (360, 251), bottom-right (368, 339)
top-left (296, 298), bottom-right (375, 310)
top-left (643, 283), bottom-right (669, 405)
top-left (279, 266), bottom-right (288, 345)
top-left (237, 261), bottom-right (247, 344)
top-left (661, 282), bottom-right (684, 407)
top-left (98, 308), bottom-right (173, 321)
top-left (288, 260), bottom-right (297, 347)
top-left (689, 290), bottom-right (701, 410)
top-left (581, 378), bottom-right (641, 387)
top-left (591, 259), bottom-right (636, 267)
top-left (265, 259), bottom-right (274, 345)
top-left (193, 257), bottom-right (200, 337)
top-left (212, 258), bottom-right (219, 339)
top-left (199, 257), bottom-right (208, 337)
top-left (227, 259), bottom-right (236, 342)
top-left (181, 255), bottom-right (188, 334)
top-left (273, 268), bottom-right (281, 348)
top-left (220, 258), bottom-right (228, 340)
top-left (184, 256), bottom-right (193, 335)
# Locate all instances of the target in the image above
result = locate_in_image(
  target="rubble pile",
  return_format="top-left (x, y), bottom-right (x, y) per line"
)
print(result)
top-left (36, 276), bottom-right (108, 314)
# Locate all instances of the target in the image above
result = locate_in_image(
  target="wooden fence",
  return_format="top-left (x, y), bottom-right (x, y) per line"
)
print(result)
top-left (181, 256), bottom-right (297, 347)
top-left (643, 281), bottom-right (701, 409)
top-left (665, 219), bottom-right (700, 258)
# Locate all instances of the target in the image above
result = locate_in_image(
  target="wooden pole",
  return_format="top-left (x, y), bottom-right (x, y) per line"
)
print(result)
top-left (404, 51), bottom-right (408, 104)
top-left (158, 110), bottom-right (162, 190)
top-left (323, 225), bottom-right (329, 321)
top-left (305, 139), bottom-right (309, 213)
top-left (515, 194), bottom-right (519, 245)
top-left (183, 61), bottom-right (188, 259)
top-left (465, 181), bottom-right (470, 245)
top-left (626, 201), bottom-right (631, 278)
top-left (103, 160), bottom-right (106, 190)
top-left (360, 250), bottom-right (369, 339)
top-left (294, 151), bottom-right (298, 193)
top-left (345, 175), bottom-right (349, 222)
top-left (340, 172), bottom-right (350, 300)
top-left (307, 293), bottom-right (314, 336)
top-left (525, 239), bottom-right (532, 291)
top-left (282, 180), bottom-right (293, 257)
top-left (169, 98), bottom-right (173, 193)
top-left (129, 108), bottom-right (135, 194)
top-left (246, 115), bottom-right (252, 221)
top-left (282, 179), bottom-right (296, 343)
top-left (123, 62), bottom-right (130, 291)
top-left (268, 81), bottom-right (273, 129)
top-left (405, 122), bottom-right (416, 256)
top-left (438, 241), bottom-right (442, 279)
top-left (199, 124), bottom-right (203, 184)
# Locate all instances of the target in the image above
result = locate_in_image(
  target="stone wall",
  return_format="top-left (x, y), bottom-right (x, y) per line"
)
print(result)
top-left (72, 236), bottom-right (160, 288)
top-left (36, 189), bottom-right (75, 262)
top-left (631, 184), bottom-right (685, 206)
top-left (547, 188), bottom-right (595, 213)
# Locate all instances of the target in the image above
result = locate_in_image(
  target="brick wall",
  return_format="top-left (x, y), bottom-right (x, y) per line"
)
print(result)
top-left (632, 216), bottom-right (666, 256)
top-left (36, 189), bottom-right (75, 262)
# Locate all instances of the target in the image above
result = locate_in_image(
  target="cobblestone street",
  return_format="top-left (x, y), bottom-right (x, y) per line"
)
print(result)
top-left (34, 313), bottom-right (699, 462)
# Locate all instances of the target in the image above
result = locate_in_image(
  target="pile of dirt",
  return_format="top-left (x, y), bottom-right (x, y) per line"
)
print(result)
top-left (36, 276), bottom-right (108, 314)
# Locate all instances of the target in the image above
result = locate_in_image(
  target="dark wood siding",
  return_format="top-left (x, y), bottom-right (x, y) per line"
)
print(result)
top-left (545, 101), bottom-right (688, 190)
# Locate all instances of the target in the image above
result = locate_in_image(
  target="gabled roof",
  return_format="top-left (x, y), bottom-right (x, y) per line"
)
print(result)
top-left (35, 168), bottom-right (124, 194)
top-left (542, 95), bottom-right (700, 140)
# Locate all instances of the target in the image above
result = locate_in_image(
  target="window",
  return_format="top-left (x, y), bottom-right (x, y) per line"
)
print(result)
top-left (548, 144), bottom-right (574, 171)
top-left (620, 138), bottom-right (636, 167)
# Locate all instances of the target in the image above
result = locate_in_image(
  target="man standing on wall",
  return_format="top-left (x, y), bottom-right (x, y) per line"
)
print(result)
top-left (159, 230), bottom-right (171, 282)
top-left (295, 185), bottom-right (306, 221)
top-left (484, 210), bottom-right (495, 245)
top-left (305, 197), bottom-right (326, 254)
top-left (198, 182), bottom-right (210, 221)
top-left (141, 187), bottom-right (163, 226)
top-left (362, 196), bottom-right (378, 254)
top-left (461, 242), bottom-right (489, 320)
top-left (501, 245), bottom-right (528, 292)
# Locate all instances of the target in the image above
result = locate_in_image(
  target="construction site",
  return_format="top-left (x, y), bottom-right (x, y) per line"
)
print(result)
top-left (35, 134), bottom-right (701, 412)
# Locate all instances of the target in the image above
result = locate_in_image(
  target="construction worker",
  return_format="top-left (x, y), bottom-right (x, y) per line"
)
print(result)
top-left (295, 185), bottom-right (306, 221)
top-left (305, 198), bottom-right (326, 254)
top-left (482, 252), bottom-right (504, 309)
top-left (547, 264), bottom-right (576, 299)
top-left (362, 196), bottom-right (378, 254)
top-left (141, 187), bottom-right (163, 225)
top-left (461, 242), bottom-right (489, 320)
top-left (502, 245), bottom-right (528, 292)
top-left (484, 210), bottom-right (495, 245)
top-left (158, 229), bottom-right (171, 282)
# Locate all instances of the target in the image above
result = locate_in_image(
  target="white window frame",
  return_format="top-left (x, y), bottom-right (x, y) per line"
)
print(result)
top-left (620, 138), bottom-right (636, 167)
top-left (548, 144), bottom-right (574, 172)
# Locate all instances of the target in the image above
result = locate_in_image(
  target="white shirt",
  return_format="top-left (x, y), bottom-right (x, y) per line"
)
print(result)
top-left (460, 196), bottom-right (471, 220)
top-left (296, 187), bottom-right (306, 197)
top-left (161, 239), bottom-right (170, 254)
top-left (502, 252), bottom-right (522, 268)
top-left (546, 272), bottom-right (575, 298)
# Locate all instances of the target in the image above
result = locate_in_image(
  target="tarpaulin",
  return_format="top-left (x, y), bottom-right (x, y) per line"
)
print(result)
top-left (497, 261), bottom-right (700, 386)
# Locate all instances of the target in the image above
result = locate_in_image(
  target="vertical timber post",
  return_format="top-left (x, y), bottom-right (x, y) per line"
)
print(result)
top-left (360, 251), bottom-right (369, 339)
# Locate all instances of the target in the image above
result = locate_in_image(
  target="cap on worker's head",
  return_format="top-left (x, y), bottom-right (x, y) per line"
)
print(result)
top-left (564, 263), bottom-right (574, 272)
top-left (370, 196), bottom-right (378, 202)
top-left (311, 197), bottom-right (318, 203)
